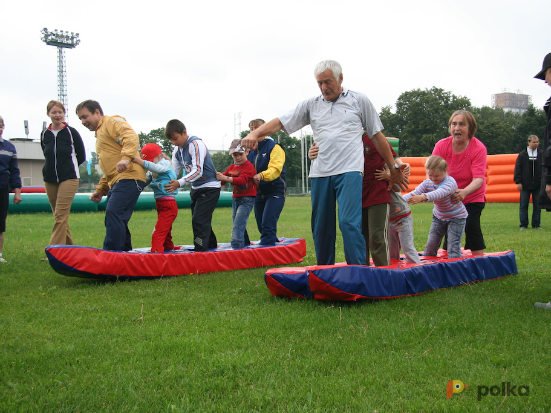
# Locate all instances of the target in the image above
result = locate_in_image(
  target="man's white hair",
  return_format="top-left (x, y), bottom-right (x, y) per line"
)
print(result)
top-left (314, 60), bottom-right (342, 82)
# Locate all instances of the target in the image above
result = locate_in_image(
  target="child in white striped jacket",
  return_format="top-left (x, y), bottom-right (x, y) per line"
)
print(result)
top-left (403, 156), bottom-right (468, 258)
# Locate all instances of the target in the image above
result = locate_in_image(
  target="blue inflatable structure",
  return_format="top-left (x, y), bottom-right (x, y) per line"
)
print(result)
top-left (265, 250), bottom-right (517, 301)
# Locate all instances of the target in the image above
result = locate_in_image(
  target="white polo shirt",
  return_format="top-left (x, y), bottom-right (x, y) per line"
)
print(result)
top-left (279, 88), bottom-right (383, 178)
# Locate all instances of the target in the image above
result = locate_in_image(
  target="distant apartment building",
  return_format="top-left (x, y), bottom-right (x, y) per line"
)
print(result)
top-left (491, 90), bottom-right (531, 114)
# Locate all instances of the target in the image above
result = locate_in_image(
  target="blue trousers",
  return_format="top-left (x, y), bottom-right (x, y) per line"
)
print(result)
top-left (311, 172), bottom-right (366, 265)
top-left (425, 215), bottom-right (466, 259)
top-left (519, 187), bottom-right (541, 228)
top-left (104, 179), bottom-right (146, 251)
top-left (231, 196), bottom-right (254, 249)
top-left (254, 193), bottom-right (285, 245)
top-left (443, 202), bottom-right (485, 252)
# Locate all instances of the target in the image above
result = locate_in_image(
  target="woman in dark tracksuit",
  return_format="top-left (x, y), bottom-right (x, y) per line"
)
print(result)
top-left (247, 119), bottom-right (286, 245)
top-left (41, 100), bottom-right (86, 245)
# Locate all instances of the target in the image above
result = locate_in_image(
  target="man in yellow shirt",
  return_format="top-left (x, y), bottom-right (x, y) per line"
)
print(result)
top-left (76, 100), bottom-right (146, 251)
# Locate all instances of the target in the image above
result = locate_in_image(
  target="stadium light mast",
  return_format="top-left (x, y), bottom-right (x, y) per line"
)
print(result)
top-left (41, 28), bottom-right (80, 115)
top-left (234, 112), bottom-right (242, 140)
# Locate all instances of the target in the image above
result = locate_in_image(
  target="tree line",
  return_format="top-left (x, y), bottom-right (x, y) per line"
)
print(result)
top-left (81, 86), bottom-right (548, 187)
top-left (379, 86), bottom-right (547, 156)
top-left (134, 128), bottom-right (308, 185)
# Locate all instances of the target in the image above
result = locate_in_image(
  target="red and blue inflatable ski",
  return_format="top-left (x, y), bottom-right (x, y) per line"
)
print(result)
top-left (265, 250), bottom-right (517, 301)
top-left (46, 238), bottom-right (306, 280)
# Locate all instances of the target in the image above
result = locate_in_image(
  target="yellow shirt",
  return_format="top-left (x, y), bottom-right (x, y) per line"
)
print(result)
top-left (95, 115), bottom-right (146, 195)
top-left (259, 144), bottom-right (285, 182)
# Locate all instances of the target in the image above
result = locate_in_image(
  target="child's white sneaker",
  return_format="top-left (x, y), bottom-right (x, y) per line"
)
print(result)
top-left (0, 257), bottom-right (7, 263)
top-left (534, 301), bottom-right (551, 309)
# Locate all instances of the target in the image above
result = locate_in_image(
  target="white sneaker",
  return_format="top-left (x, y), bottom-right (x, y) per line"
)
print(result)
top-left (534, 301), bottom-right (551, 309)
top-left (0, 257), bottom-right (7, 263)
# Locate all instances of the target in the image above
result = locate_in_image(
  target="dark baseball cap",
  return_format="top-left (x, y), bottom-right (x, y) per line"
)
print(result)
top-left (534, 53), bottom-right (551, 80)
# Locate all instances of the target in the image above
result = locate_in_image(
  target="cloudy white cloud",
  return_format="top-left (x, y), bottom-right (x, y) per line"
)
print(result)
top-left (1, 0), bottom-right (549, 155)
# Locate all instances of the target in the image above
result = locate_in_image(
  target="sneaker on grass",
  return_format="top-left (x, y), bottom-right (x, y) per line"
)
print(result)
top-left (0, 257), bottom-right (7, 263)
top-left (534, 302), bottom-right (551, 309)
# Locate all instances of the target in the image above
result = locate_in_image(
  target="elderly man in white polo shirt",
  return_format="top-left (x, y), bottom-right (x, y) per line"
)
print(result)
top-left (241, 60), bottom-right (408, 265)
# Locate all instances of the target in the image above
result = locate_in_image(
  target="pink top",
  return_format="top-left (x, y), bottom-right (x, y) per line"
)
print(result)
top-left (432, 136), bottom-right (487, 204)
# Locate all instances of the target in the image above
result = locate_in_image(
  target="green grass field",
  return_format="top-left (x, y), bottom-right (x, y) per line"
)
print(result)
top-left (1, 197), bottom-right (551, 412)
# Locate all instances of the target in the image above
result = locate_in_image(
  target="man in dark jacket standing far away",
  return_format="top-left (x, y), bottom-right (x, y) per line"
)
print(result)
top-left (514, 135), bottom-right (542, 230)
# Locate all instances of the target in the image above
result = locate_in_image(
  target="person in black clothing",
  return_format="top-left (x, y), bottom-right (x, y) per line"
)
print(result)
top-left (41, 100), bottom-right (86, 246)
top-left (533, 53), bottom-right (551, 310)
top-left (514, 135), bottom-right (542, 230)
top-left (0, 115), bottom-right (22, 263)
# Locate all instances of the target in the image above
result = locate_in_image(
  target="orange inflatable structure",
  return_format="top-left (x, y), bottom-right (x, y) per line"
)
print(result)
top-left (400, 154), bottom-right (520, 203)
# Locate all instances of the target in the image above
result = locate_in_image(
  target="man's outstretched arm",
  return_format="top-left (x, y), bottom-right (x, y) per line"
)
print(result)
top-left (241, 118), bottom-right (284, 150)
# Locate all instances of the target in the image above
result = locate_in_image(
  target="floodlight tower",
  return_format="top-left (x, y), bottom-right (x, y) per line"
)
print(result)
top-left (41, 28), bottom-right (80, 113)
top-left (234, 112), bottom-right (242, 140)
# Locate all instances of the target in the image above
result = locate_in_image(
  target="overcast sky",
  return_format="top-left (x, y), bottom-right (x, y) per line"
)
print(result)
top-left (1, 0), bottom-right (549, 155)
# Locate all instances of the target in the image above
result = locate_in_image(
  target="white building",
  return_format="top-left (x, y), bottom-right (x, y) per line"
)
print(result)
top-left (9, 138), bottom-right (45, 187)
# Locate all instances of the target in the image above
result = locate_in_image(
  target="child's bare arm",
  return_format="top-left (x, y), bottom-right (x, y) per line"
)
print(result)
top-left (395, 160), bottom-right (411, 175)
top-left (132, 156), bottom-right (145, 166)
top-left (408, 194), bottom-right (427, 205)
top-left (374, 166), bottom-right (390, 181)
top-left (216, 172), bottom-right (232, 183)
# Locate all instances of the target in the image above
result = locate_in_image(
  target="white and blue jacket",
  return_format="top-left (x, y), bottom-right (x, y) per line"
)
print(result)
top-left (172, 136), bottom-right (220, 190)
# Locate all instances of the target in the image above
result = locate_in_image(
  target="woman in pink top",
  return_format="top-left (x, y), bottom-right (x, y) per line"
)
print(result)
top-left (432, 110), bottom-right (487, 255)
